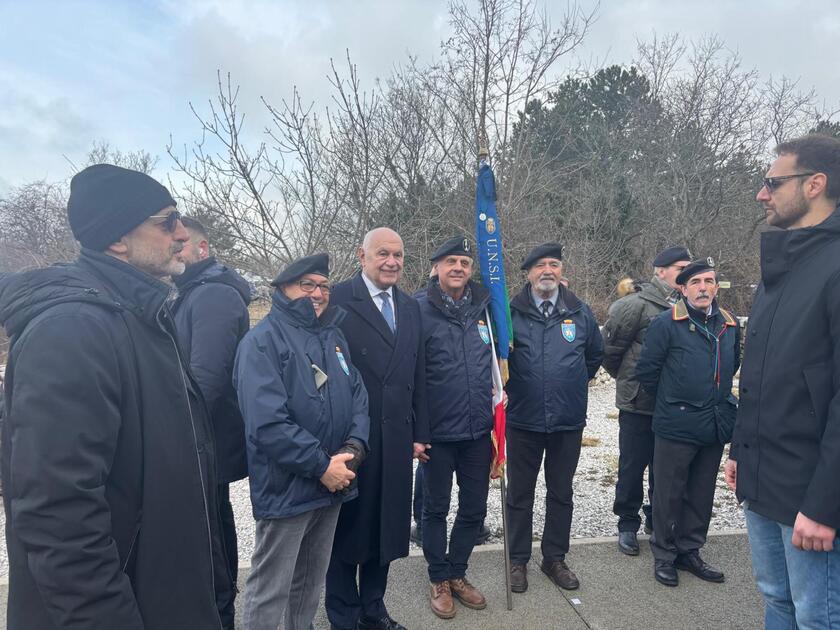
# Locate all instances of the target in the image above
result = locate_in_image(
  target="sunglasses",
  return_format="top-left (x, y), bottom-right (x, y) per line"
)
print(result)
top-left (297, 279), bottom-right (331, 294)
top-left (762, 172), bottom-right (816, 194)
top-left (147, 210), bottom-right (183, 233)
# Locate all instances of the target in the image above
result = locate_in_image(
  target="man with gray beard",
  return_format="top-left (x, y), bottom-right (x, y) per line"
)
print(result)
top-left (504, 243), bottom-right (603, 594)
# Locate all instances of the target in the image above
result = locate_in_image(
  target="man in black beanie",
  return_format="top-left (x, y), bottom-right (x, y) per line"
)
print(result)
top-left (0, 164), bottom-right (228, 629)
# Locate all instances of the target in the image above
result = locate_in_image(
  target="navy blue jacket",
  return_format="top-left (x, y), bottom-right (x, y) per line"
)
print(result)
top-left (506, 283), bottom-right (603, 433)
top-left (417, 280), bottom-right (493, 442)
top-left (172, 257), bottom-right (252, 483)
top-left (234, 291), bottom-right (370, 520)
top-left (636, 299), bottom-right (740, 446)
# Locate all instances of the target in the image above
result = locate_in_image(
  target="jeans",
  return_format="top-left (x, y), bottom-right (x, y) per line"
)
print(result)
top-left (241, 503), bottom-right (342, 630)
top-left (746, 507), bottom-right (840, 629)
top-left (422, 435), bottom-right (492, 582)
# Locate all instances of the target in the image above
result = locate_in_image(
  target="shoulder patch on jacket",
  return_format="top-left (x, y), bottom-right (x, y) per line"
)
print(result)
top-left (671, 301), bottom-right (688, 321)
top-left (719, 307), bottom-right (737, 327)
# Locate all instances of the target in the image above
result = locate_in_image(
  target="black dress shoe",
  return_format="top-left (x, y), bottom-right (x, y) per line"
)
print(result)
top-left (540, 559), bottom-right (580, 590)
top-left (475, 523), bottom-right (492, 545)
top-left (654, 561), bottom-right (678, 587)
top-left (618, 531), bottom-right (639, 556)
top-left (357, 615), bottom-right (407, 630)
top-left (675, 551), bottom-right (725, 583)
top-left (410, 524), bottom-right (422, 545)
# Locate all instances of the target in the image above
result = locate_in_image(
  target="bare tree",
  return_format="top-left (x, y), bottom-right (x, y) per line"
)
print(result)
top-left (0, 181), bottom-right (77, 272)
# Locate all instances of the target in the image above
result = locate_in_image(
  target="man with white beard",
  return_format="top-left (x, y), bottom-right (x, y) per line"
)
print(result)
top-left (504, 243), bottom-right (603, 594)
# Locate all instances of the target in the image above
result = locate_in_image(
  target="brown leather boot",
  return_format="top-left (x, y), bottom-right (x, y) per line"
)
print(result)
top-left (449, 577), bottom-right (487, 610)
top-left (429, 581), bottom-right (456, 619)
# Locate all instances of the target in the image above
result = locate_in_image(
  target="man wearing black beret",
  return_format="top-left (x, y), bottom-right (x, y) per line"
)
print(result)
top-left (602, 245), bottom-right (692, 556)
top-left (416, 236), bottom-right (494, 619)
top-left (635, 258), bottom-right (740, 588)
top-left (234, 252), bottom-right (370, 630)
top-left (0, 164), bottom-right (229, 629)
top-left (505, 242), bottom-right (604, 594)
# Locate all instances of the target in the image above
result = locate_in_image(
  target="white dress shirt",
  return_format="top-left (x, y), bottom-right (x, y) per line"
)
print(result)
top-left (361, 272), bottom-right (396, 329)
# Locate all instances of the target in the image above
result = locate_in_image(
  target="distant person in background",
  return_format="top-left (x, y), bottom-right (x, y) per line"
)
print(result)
top-left (602, 246), bottom-right (691, 556)
top-left (172, 216), bottom-right (252, 629)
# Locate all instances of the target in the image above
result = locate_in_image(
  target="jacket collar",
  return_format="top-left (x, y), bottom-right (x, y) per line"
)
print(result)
top-left (76, 248), bottom-right (171, 325)
top-left (510, 282), bottom-right (582, 319)
top-left (760, 208), bottom-right (840, 285)
top-left (671, 298), bottom-right (736, 327)
top-left (269, 288), bottom-right (343, 330)
top-left (426, 278), bottom-right (490, 319)
top-left (172, 256), bottom-right (217, 290)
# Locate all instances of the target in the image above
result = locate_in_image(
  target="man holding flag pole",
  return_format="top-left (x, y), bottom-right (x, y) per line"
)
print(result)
top-left (416, 235), bottom-right (495, 620)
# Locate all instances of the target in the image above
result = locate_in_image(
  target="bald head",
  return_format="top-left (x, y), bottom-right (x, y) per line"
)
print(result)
top-left (358, 227), bottom-right (404, 289)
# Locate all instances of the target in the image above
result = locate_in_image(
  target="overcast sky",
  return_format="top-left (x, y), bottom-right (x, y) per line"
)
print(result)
top-left (1, 0), bottom-right (838, 193)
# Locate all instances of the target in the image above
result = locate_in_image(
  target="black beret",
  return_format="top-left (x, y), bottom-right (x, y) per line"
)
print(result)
top-left (67, 164), bottom-right (177, 251)
top-left (271, 252), bottom-right (330, 286)
top-left (676, 257), bottom-right (716, 285)
top-left (653, 246), bottom-right (692, 267)
top-left (521, 242), bottom-right (563, 270)
top-left (430, 235), bottom-right (473, 262)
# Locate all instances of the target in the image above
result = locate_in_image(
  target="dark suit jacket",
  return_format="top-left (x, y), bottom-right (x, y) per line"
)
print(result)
top-left (330, 272), bottom-right (429, 564)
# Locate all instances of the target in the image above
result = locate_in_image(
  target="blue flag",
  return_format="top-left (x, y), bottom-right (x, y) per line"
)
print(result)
top-left (475, 162), bottom-right (513, 360)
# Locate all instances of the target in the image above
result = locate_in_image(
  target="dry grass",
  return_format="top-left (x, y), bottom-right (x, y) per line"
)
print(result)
top-left (581, 436), bottom-right (601, 447)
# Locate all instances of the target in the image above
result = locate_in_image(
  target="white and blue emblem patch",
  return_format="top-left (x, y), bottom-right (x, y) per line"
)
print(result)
top-left (477, 320), bottom-right (491, 344)
top-left (561, 319), bottom-right (576, 343)
top-left (335, 346), bottom-right (350, 375)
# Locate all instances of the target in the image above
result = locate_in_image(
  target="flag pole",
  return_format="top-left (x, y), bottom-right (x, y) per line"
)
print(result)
top-left (485, 306), bottom-right (513, 611)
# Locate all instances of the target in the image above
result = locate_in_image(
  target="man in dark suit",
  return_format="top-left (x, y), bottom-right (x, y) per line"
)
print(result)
top-left (326, 227), bottom-right (430, 630)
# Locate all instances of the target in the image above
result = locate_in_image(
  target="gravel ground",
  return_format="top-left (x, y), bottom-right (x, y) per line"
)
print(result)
top-left (0, 378), bottom-right (745, 579)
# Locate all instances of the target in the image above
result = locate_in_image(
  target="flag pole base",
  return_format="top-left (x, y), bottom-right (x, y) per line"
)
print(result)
top-left (500, 474), bottom-right (513, 611)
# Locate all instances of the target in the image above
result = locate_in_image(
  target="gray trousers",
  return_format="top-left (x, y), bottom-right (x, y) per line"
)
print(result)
top-left (242, 503), bottom-right (342, 630)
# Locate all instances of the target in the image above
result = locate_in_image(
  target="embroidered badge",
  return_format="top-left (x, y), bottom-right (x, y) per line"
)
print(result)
top-left (477, 320), bottom-right (491, 344)
top-left (561, 319), bottom-right (576, 343)
top-left (335, 346), bottom-right (350, 375)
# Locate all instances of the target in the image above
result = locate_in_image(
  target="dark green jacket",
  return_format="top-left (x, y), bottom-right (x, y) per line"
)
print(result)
top-left (602, 276), bottom-right (674, 414)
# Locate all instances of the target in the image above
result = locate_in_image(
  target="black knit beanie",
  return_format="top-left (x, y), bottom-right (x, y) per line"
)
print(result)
top-left (67, 164), bottom-right (177, 250)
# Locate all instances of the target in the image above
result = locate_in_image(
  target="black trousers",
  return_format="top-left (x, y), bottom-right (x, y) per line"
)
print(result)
top-left (650, 435), bottom-right (724, 562)
top-left (217, 483), bottom-right (238, 629)
top-left (613, 410), bottom-right (655, 532)
top-left (506, 426), bottom-right (583, 565)
top-left (422, 435), bottom-right (492, 582)
top-left (325, 556), bottom-right (391, 628)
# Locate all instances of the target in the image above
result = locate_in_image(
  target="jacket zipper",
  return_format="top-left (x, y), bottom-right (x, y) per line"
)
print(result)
top-left (159, 306), bottom-right (224, 630)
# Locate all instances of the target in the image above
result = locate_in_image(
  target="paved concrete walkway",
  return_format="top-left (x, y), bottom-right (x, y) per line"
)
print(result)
top-left (294, 531), bottom-right (760, 629)
top-left (0, 531), bottom-right (762, 629)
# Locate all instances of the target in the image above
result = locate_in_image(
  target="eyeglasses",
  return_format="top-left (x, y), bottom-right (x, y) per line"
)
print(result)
top-left (762, 173), bottom-right (816, 194)
top-left (297, 279), bottom-right (331, 294)
top-left (147, 210), bottom-right (183, 233)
